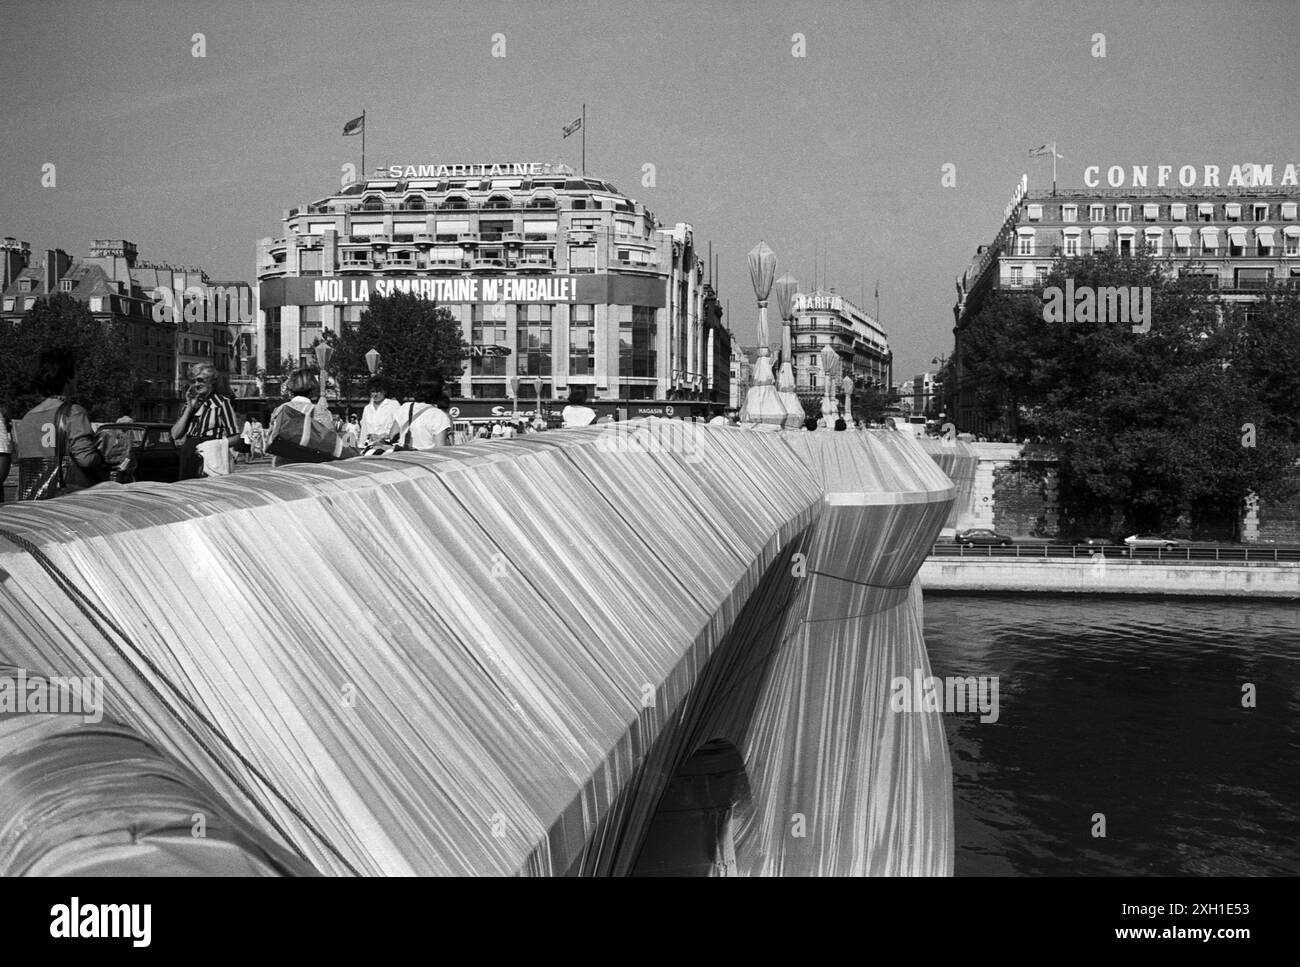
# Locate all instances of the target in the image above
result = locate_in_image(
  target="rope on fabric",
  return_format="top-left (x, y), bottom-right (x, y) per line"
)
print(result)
top-left (0, 527), bottom-right (359, 877)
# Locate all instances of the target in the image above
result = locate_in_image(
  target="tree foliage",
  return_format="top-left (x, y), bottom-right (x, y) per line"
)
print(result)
top-left (958, 250), bottom-right (1300, 536)
top-left (328, 293), bottom-right (467, 400)
top-left (0, 294), bottom-right (138, 422)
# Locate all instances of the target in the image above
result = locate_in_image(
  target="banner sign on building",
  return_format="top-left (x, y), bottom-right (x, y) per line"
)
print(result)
top-left (260, 274), bottom-right (668, 309)
top-left (269, 276), bottom-right (580, 306)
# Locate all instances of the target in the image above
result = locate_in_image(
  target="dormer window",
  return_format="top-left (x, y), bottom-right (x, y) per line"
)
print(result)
top-left (361, 195), bottom-right (384, 211)
top-left (18, 278), bottom-right (33, 292)
top-left (60, 279), bottom-right (74, 293)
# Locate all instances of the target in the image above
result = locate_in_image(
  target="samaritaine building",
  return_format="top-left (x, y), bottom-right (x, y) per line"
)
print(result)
top-left (256, 162), bottom-right (729, 403)
top-left (951, 171), bottom-right (1300, 433)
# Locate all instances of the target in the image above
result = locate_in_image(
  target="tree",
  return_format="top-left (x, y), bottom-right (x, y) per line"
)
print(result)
top-left (957, 249), bottom-right (1300, 537)
top-left (331, 293), bottom-right (467, 400)
top-left (0, 294), bottom-right (136, 421)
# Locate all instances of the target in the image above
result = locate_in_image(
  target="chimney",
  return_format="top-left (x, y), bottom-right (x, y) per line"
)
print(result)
top-left (2, 237), bottom-right (31, 289)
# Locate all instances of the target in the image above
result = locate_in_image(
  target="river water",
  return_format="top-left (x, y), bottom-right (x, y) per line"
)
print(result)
top-left (921, 594), bottom-right (1300, 876)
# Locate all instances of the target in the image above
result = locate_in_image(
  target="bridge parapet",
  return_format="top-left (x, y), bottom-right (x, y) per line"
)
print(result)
top-left (0, 422), bottom-right (955, 876)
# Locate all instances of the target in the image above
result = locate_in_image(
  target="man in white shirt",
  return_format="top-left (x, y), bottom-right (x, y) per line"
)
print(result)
top-left (360, 376), bottom-right (404, 447)
top-left (385, 377), bottom-right (452, 450)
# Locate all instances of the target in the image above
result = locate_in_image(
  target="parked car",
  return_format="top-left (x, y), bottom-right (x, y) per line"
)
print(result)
top-left (95, 422), bottom-right (181, 483)
top-left (1123, 534), bottom-right (1182, 549)
top-left (956, 528), bottom-right (1013, 547)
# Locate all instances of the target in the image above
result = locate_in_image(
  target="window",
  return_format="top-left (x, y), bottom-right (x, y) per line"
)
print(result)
top-left (569, 304), bottom-right (595, 375)
top-left (361, 195), bottom-right (384, 211)
top-left (1036, 266), bottom-right (1050, 284)
top-left (1225, 203), bottom-right (1241, 221)
top-left (1145, 230), bottom-right (1162, 256)
top-left (1115, 205), bottom-right (1131, 222)
top-left (1228, 228), bottom-right (1246, 256)
top-left (299, 250), bottom-right (323, 275)
top-left (1061, 205), bottom-right (1077, 222)
top-left (1172, 229), bottom-right (1192, 255)
top-left (1016, 232), bottom-right (1035, 256)
top-left (1063, 235), bottom-right (1080, 256)
top-left (1253, 204), bottom-right (1268, 222)
top-left (1090, 229), bottom-right (1109, 252)
top-left (1256, 228), bottom-right (1275, 257)
top-left (1285, 229), bottom-right (1300, 257)
top-left (471, 304), bottom-right (508, 376)
top-left (19, 279), bottom-right (32, 292)
top-left (569, 245), bottom-right (596, 272)
top-left (59, 279), bottom-right (74, 293)
top-left (1009, 266), bottom-right (1024, 286)
top-left (1170, 204), bottom-right (1187, 221)
top-left (1198, 203), bottom-right (1214, 221)
top-left (1118, 235), bottom-right (1133, 256)
top-left (1089, 205), bottom-right (1105, 222)
top-left (1281, 202), bottom-right (1298, 220)
top-left (1026, 204), bottom-right (1042, 221)
top-left (1200, 230), bottom-right (1219, 254)
top-left (516, 303), bottom-right (552, 377)
top-left (618, 305), bottom-right (657, 378)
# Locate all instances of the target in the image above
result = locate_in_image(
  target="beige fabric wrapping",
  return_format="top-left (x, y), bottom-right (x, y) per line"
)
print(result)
top-left (0, 421), bottom-right (955, 876)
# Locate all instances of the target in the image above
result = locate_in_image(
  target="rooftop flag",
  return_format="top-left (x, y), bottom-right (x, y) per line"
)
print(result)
top-left (342, 114), bottom-right (365, 137)
top-left (1029, 141), bottom-right (1063, 159)
top-left (562, 117), bottom-right (582, 138)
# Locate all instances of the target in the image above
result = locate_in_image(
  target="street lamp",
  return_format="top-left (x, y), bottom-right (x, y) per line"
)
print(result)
top-left (739, 241), bottom-right (786, 426)
top-left (772, 272), bottom-right (805, 429)
top-left (819, 345), bottom-right (840, 421)
top-left (365, 347), bottom-right (380, 376)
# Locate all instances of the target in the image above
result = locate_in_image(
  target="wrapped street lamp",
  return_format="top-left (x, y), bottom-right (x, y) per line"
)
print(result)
top-left (820, 345), bottom-right (841, 421)
top-left (739, 241), bottom-right (787, 426)
top-left (772, 272), bottom-right (806, 429)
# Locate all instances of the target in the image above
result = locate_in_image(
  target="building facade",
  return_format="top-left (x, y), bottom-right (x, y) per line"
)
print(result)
top-left (256, 163), bottom-right (729, 404)
top-left (790, 290), bottom-right (891, 393)
top-left (951, 177), bottom-right (1300, 433)
top-left (1, 238), bottom-right (242, 419)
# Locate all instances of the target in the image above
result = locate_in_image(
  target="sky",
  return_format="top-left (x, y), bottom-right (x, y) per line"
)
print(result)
top-left (2, 0), bottom-right (1297, 380)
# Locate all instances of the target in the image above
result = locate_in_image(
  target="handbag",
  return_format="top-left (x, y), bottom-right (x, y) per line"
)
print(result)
top-left (266, 403), bottom-right (358, 464)
top-left (196, 437), bottom-right (233, 476)
top-left (16, 401), bottom-right (74, 501)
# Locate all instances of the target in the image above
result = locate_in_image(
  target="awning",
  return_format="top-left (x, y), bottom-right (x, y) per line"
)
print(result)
top-left (1172, 227), bottom-right (1193, 243)
top-left (1282, 202), bottom-right (1298, 219)
top-left (1143, 204), bottom-right (1159, 219)
top-left (1284, 226), bottom-right (1300, 237)
top-left (1227, 226), bottom-right (1248, 243)
top-left (1225, 203), bottom-right (1242, 218)
top-left (1255, 227), bottom-right (1276, 243)
top-left (1170, 204), bottom-right (1187, 220)
top-left (1026, 204), bottom-right (1043, 220)
top-left (1198, 203), bottom-right (1214, 216)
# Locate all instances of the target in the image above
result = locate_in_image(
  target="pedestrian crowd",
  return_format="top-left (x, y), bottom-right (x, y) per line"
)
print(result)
top-left (0, 352), bottom-right (746, 504)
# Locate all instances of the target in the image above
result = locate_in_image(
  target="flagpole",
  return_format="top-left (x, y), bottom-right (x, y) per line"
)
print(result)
top-left (581, 103), bottom-right (586, 176)
top-left (1052, 141), bottom-right (1058, 197)
top-left (361, 109), bottom-right (366, 179)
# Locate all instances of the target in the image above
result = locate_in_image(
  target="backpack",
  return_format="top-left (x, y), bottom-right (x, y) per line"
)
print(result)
top-left (266, 403), bottom-right (358, 464)
top-left (16, 401), bottom-right (74, 501)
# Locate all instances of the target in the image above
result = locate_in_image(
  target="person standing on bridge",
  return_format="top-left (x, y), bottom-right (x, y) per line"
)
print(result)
top-left (171, 363), bottom-right (244, 479)
top-left (562, 387), bottom-right (596, 428)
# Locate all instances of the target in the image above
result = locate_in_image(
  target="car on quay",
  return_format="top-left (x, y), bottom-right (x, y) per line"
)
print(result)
top-left (1123, 534), bottom-right (1183, 550)
top-left (95, 422), bottom-right (181, 483)
top-left (955, 528), bottom-right (1014, 547)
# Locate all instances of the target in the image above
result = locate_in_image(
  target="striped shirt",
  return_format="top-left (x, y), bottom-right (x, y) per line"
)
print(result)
top-left (183, 394), bottom-right (238, 441)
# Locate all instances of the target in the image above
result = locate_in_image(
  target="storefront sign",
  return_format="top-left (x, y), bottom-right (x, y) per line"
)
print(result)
top-left (381, 162), bottom-right (575, 179)
top-left (1082, 163), bottom-right (1300, 189)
